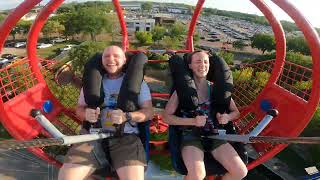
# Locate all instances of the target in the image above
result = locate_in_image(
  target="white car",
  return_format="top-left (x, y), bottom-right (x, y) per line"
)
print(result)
top-left (14, 42), bottom-right (26, 48)
top-left (37, 43), bottom-right (53, 49)
top-left (51, 38), bottom-right (67, 44)
top-left (60, 44), bottom-right (75, 51)
top-left (0, 58), bottom-right (10, 68)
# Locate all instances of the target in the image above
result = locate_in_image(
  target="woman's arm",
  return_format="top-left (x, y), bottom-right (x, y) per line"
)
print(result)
top-left (228, 98), bottom-right (240, 121)
top-left (163, 91), bottom-right (197, 126)
top-left (216, 98), bottom-right (240, 124)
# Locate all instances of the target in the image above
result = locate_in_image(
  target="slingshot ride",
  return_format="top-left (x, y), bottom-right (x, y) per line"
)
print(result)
top-left (0, 0), bottom-right (320, 179)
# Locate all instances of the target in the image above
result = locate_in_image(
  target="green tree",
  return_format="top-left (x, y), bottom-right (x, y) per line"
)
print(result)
top-left (193, 33), bottom-right (200, 44)
top-left (105, 13), bottom-right (119, 42)
top-left (218, 51), bottom-right (234, 65)
top-left (61, 13), bottom-right (81, 39)
top-left (69, 41), bottom-right (108, 74)
top-left (169, 22), bottom-right (187, 40)
top-left (42, 20), bottom-right (65, 38)
top-left (163, 36), bottom-right (179, 49)
top-left (280, 20), bottom-right (298, 32)
top-left (232, 40), bottom-right (246, 50)
top-left (251, 33), bottom-right (275, 54)
top-left (77, 8), bottom-right (110, 41)
top-left (287, 36), bottom-right (310, 55)
top-left (56, 4), bottom-right (76, 14)
top-left (0, 14), bottom-right (6, 23)
top-left (141, 2), bottom-right (153, 12)
top-left (135, 31), bottom-right (153, 45)
top-left (152, 25), bottom-right (166, 44)
top-left (16, 20), bottom-right (32, 35)
top-left (10, 27), bottom-right (19, 41)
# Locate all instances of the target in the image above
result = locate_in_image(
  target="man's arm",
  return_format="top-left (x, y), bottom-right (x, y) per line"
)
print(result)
top-left (130, 100), bottom-right (153, 122)
top-left (75, 105), bottom-right (86, 121)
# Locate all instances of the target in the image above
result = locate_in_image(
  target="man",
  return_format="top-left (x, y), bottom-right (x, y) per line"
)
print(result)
top-left (58, 46), bottom-right (153, 180)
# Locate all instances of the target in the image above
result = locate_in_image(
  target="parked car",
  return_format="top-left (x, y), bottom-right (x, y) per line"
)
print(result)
top-left (1, 54), bottom-right (17, 60)
top-left (0, 58), bottom-right (10, 68)
top-left (51, 38), bottom-right (67, 44)
top-left (208, 38), bottom-right (220, 42)
top-left (37, 43), bottom-right (53, 49)
top-left (14, 42), bottom-right (26, 48)
top-left (60, 44), bottom-right (76, 51)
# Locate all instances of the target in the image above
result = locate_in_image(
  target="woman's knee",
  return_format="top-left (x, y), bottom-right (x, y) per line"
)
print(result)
top-left (187, 167), bottom-right (206, 180)
top-left (58, 163), bottom-right (95, 180)
top-left (230, 162), bottom-right (248, 179)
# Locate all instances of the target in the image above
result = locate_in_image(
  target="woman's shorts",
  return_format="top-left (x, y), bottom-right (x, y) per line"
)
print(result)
top-left (181, 133), bottom-right (227, 152)
top-left (63, 133), bottom-right (146, 170)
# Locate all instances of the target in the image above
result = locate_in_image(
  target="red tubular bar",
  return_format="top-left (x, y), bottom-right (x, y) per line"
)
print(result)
top-left (0, 0), bottom-right (42, 54)
top-left (186, 0), bottom-right (205, 51)
top-left (127, 49), bottom-right (191, 54)
top-left (246, 0), bottom-right (320, 170)
top-left (271, 0), bottom-right (320, 110)
top-left (148, 60), bottom-right (168, 63)
top-left (151, 93), bottom-right (170, 98)
top-left (112, 0), bottom-right (129, 51)
top-left (0, 0), bottom-right (42, 138)
top-left (250, 0), bottom-right (286, 86)
top-left (27, 0), bottom-right (64, 84)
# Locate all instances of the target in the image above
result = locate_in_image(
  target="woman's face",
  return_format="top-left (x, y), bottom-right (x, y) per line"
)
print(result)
top-left (189, 52), bottom-right (210, 78)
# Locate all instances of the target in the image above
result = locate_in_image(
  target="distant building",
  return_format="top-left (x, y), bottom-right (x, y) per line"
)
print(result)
top-left (125, 18), bottom-right (155, 33)
top-left (167, 7), bottom-right (190, 14)
top-left (153, 14), bottom-right (176, 26)
top-left (21, 6), bottom-right (56, 21)
top-left (121, 3), bottom-right (141, 11)
top-left (21, 13), bottom-right (38, 21)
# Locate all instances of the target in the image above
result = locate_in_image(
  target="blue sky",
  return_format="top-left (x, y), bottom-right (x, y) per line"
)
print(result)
top-left (1, 0), bottom-right (319, 28)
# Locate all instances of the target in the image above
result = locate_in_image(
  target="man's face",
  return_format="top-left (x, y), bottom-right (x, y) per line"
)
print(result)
top-left (189, 52), bottom-right (210, 78)
top-left (102, 46), bottom-right (126, 75)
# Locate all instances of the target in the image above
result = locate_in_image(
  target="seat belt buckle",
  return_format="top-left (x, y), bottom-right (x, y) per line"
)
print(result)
top-left (89, 128), bottom-right (103, 134)
top-left (212, 129), bottom-right (226, 135)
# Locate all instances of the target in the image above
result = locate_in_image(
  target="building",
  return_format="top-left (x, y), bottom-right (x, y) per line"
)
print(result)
top-left (153, 14), bottom-right (176, 26)
top-left (121, 3), bottom-right (141, 11)
top-left (167, 7), bottom-right (190, 14)
top-left (125, 18), bottom-right (155, 33)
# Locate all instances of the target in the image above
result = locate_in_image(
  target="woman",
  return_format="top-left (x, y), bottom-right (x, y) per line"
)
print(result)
top-left (163, 51), bottom-right (247, 180)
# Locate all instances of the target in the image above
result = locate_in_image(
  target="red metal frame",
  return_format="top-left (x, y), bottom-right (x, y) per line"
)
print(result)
top-left (0, 0), bottom-right (319, 179)
top-left (186, 0), bottom-right (205, 51)
top-left (112, 0), bottom-right (129, 51)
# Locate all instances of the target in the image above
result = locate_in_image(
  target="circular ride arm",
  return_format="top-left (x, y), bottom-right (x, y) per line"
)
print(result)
top-left (271, 0), bottom-right (320, 112)
top-left (0, 0), bottom-right (42, 55)
top-left (0, 0), bottom-right (42, 136)
top-left (246, 0), bottom-right (320, 170)
top-left (186, 0), bottom-right (205, 52)
top-left (27, 0), bottom-right (65, 84)
top-left (112, 0), bottom-right (129, 51)
top-left (250, 0), bottom-right (286, 86)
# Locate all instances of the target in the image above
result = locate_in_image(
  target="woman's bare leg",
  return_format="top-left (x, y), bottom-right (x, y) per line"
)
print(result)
top-left (58, 163), bottom-right (96, 180)
top-left (182, 146), bottom-right (206, 180)
top-left (211, 143), bottom-right (247, 180)
top-left (116, 165), bottom-right (144, 180)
